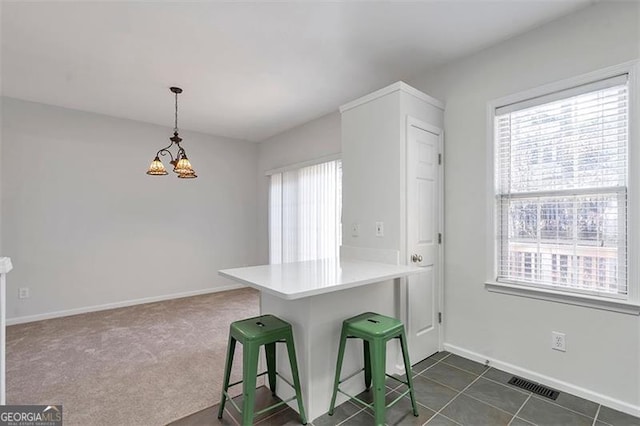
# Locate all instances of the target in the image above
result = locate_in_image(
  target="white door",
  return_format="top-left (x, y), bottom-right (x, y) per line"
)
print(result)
top-left (406, 120), bottom-right (442, 363)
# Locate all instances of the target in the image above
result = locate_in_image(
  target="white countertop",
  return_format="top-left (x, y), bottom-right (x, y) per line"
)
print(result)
top-left (219, 258), bottom-right (422, 300)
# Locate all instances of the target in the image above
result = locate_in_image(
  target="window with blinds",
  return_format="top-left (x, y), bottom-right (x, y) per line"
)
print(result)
top-left (269, 159), bottom-right (342, 264)
top-left (494, 74), bottom-right (628, 297)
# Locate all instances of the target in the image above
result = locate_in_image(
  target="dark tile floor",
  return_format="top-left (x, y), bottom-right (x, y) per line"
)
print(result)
top-left (170, 351), bottom-right (640, 426)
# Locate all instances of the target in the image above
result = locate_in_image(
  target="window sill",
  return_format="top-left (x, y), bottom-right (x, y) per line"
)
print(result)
top-left (485, 281), bottom-right (640, 315)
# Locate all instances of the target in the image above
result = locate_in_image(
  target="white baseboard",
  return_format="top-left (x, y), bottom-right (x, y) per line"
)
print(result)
top-left (6, 284), bottom-right (246, 326)
top-left (443, 343), bottom-right (640, 418)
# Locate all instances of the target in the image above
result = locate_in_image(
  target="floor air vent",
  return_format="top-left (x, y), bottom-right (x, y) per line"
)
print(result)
top-left (508, 377), bottom-right (559, 400)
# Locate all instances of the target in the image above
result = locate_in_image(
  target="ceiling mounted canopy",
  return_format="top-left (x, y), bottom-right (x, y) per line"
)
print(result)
top-left (146, 86), bottom-right (197, 179)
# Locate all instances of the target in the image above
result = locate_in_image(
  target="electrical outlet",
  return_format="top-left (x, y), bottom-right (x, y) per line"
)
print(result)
top-left (351, 223), bottom-right (360, 237)
top-left (19, 287), bottom-right (30, 299)
top-left (375, 221), bottom-right (384, 237)
top-left (552, 331), bottom-right (566, 352)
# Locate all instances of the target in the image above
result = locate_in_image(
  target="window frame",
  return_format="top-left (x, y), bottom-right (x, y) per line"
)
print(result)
top-left (485, 61), bottom-right (640, 315)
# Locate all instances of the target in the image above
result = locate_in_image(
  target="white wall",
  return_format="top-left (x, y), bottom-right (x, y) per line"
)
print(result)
top-left (341, 92), bottom-right (402, 253)
top-left (0, 1), bottom-right (3, 255)
top-left (0, 96), bottom-right (3, 255)
top-left (410, 1), bottom-right (640, 413)
top-left (1, 98), bottom-right (259, 321)
top-left (256, 112), bottom-right (341, 263)
top-left (341, 88), bottom-right (443, 261)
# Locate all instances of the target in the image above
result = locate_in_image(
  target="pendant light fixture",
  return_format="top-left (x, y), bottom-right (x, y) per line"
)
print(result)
top-left (146, 86), bottom-right (197, 179)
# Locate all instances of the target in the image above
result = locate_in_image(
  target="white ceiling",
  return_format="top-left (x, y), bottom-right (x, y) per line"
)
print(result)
top-left (1, 1), bottom-right (593, 142)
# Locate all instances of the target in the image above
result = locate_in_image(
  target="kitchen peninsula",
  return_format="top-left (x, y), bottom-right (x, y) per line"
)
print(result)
top-left (219, 257), bottom-right (421, 421)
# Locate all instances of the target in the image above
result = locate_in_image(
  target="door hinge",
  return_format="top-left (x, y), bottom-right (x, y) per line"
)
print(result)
top-left (438, 153), bottom-right (442, 165)
top-left (438, 312), bottom-right (442, 324)
top-left (438, 233), bottom-right (442, 244)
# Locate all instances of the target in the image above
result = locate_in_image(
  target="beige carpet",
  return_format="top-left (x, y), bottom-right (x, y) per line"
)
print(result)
top-left (6, 288), bottom-right (260, 426)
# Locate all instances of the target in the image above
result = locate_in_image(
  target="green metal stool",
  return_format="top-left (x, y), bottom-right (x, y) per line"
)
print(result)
top-left (217, 314), bottom-right (307, 426)
top-left (328, 312), bottom-right (418, 426)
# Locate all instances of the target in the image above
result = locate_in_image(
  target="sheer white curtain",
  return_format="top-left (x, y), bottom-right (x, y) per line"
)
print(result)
top-left (269, 160), bottom-right (342, 264)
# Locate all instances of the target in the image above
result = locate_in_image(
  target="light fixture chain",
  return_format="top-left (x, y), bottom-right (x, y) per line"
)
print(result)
top-left (174, 90), bottom-right (179, 132)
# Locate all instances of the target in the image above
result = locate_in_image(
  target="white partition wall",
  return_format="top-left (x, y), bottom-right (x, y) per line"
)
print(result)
top-left (0, 257), bottom-right (13, 405)
top-left (340, 82), bottom-right (445, 364)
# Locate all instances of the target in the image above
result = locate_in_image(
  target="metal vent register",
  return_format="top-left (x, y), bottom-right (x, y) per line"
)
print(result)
top-left (508, 377), bottom-right (559, 400)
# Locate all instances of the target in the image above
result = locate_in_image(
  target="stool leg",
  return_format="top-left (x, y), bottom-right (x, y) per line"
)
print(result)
top-left (265, 342), bottom-right (277, 395)
top-left (241, 342), bottom-right (260, 426)
top-left (364, 340), bottom-right (372, 390)
top-left (370, 339), bottom-right (387, 426)
top-left (285, 335), bottom-right (307, 425)
top-left (217, 335), bottom-right (236, 419)
top-left (399, 330), bottom-right (419, 417)
top-left (328, 327), bottom-right (347, 416)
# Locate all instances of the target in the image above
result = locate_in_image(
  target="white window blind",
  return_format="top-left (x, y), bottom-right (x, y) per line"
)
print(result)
top-left (269, 160), bottom-right (342, 264)
top-left (495, 74), bottom-right (629, 297)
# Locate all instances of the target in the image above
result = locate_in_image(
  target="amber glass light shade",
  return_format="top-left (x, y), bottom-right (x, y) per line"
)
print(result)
top-left (174, 156), bottom-right (196, 174)
top-left (177, 171), bottom-right (197, 179)
top-left (146, 156), bottom-right (168, 175)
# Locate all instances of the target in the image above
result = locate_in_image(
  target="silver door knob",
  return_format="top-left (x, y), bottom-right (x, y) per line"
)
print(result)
top-left (411, 254), bottom-right (423, 263)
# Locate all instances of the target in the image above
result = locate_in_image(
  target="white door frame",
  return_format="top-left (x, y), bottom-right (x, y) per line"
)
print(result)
top-left (404, 115), bottom-right (444, 354)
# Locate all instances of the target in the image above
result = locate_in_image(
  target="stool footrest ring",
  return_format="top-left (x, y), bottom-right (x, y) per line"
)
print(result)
top-left (336, 386), bottom-right (412, 412)
top-left (385, 373), bottom-right (410, 387)
top-left (222, 390), bottom-right (242, 415)
top-left (337, 388), bottom-right (374, 410)
top-left (388, 388), bottom-right (411, 408)
top-left (224, 371), bottom-right (298, 391)
top-left (275, 372), bottom-right (295, 389)
top-left (220, 372), bottom-right (299, 414)
top-left (254, 396), bottom-right (297, 416)
top-left (227, 371), bottom-right (269, 389)
top-left (222, 390), bottom-right (298, 418)
top-left (337, 368), bottom-right (366, 385)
